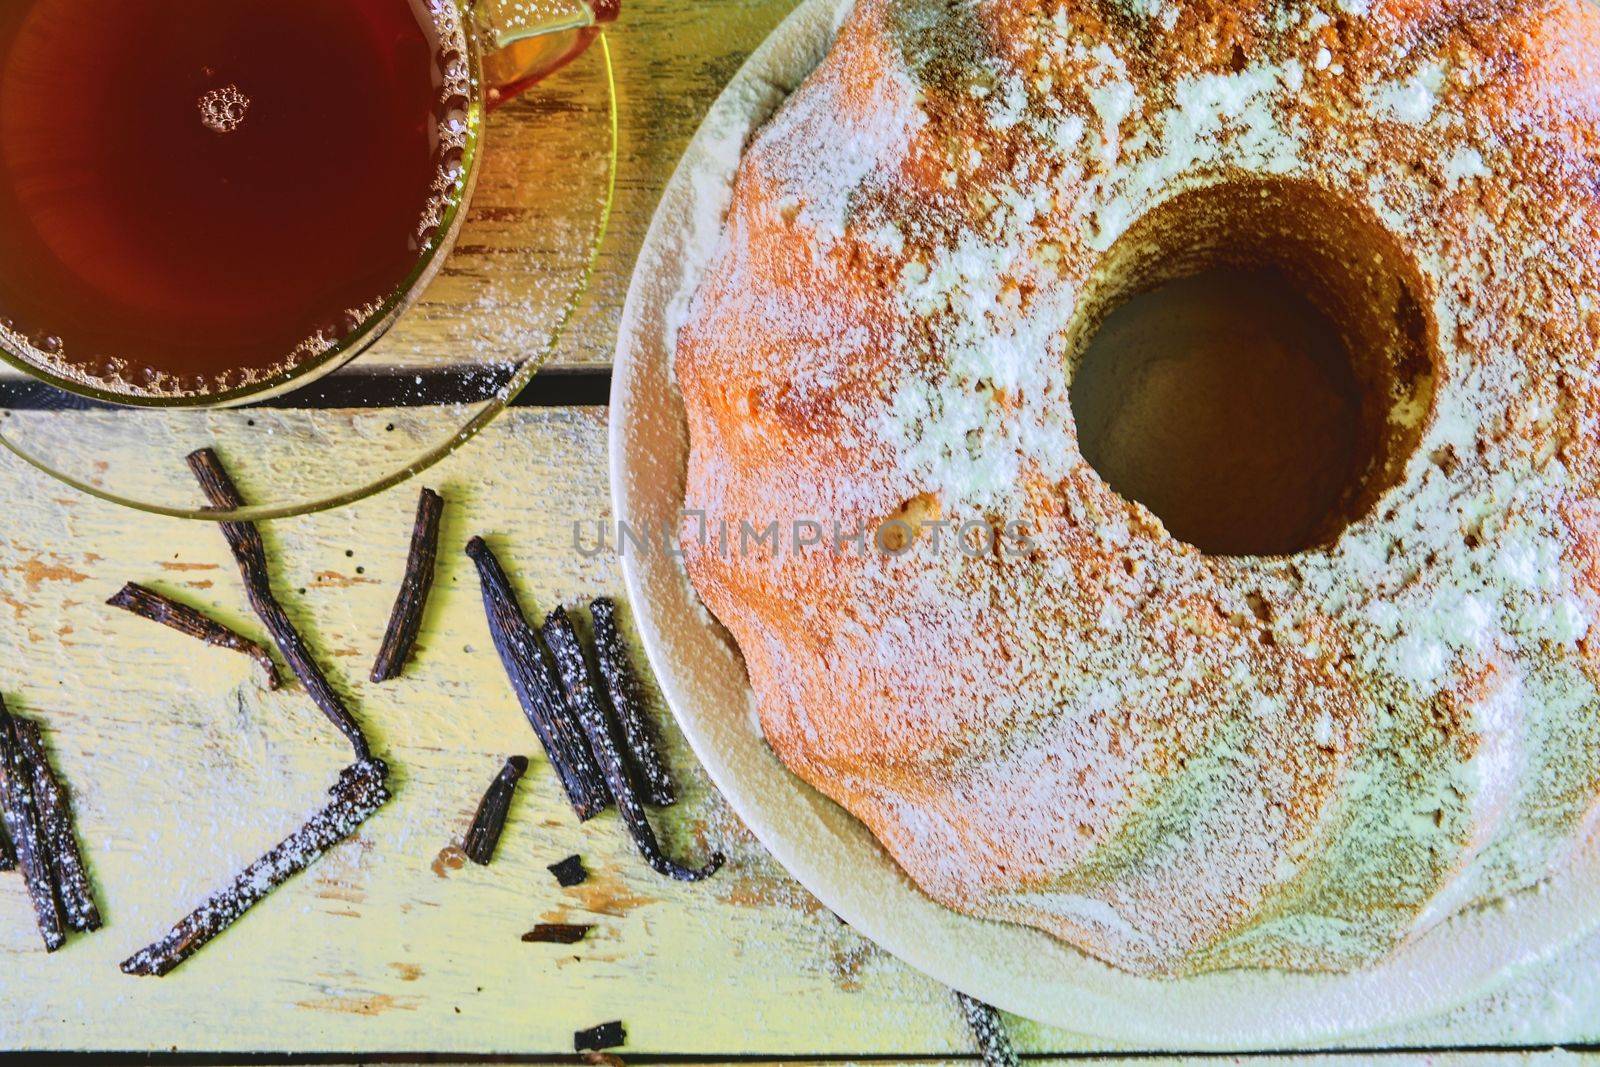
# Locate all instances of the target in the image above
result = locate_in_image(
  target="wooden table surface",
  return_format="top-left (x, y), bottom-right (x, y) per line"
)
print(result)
top-left (1, 1), bottom-right (1598, 1060)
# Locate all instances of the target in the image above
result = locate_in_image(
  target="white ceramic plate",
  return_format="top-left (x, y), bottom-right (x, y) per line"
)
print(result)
top-left (609, 0), bottom-right (1600, 1047)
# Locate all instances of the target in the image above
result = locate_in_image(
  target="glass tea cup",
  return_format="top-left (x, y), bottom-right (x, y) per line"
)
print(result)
top-left (0, 0), bottom-right (617, 409)
top-left (0, 0), bottom-right (619, 519)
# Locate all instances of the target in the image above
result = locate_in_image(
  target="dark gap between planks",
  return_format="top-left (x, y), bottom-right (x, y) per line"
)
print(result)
top-left (0, 366), bottom-right (613, 411)
top-left (2, 1048), bottom-right (1600, 1062)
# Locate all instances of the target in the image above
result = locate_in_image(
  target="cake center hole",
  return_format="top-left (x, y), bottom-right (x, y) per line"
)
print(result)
top-left (1068, 179), bottom-right (1433, 557)
top-left (1073, 267), bottom-right (1363, 555)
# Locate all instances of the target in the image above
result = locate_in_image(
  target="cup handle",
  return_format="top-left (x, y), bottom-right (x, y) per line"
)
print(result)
top-left (471, 0), bottom-right (619, 109)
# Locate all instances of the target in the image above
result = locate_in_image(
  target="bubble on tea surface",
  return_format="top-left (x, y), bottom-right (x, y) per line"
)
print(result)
top-left (199, 85), bottom-right (251, 134)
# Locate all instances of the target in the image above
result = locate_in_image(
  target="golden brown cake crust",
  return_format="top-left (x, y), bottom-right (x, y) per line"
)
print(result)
top-left (677, 0), bottom-right (1600, 976)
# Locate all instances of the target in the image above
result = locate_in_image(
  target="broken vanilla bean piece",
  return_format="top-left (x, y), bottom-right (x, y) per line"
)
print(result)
top-left (589, 598), bottom-right (676, 807)
top-left (522, 922), bottom-right (591, 944)
top-left (541, 607), bottom-right (723, 882)
top-left (462, 756), bottom-right (528, 866)
top-left (0, 700), bottom-right (65, 951)
top-left (108, 582), bottom-right (281, 690)
top-left (11, 718), bottom-right (100, 933)
top-left (547, 854), bottom-right (587, 887)
top-left (121, 759), bottom-right (389, 977)
top-left (465, 537), bottom-right (609, 820)
top-left (187, 448), bottom-right (372, 762)
top-left (371, 487), bottom-right (444, 683)
top-left (574, 1020), bottom-right (626, 1053)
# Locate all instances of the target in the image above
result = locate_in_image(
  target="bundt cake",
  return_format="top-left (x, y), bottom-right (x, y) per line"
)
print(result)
top-left (675, 0), bottom-right (1600, 976)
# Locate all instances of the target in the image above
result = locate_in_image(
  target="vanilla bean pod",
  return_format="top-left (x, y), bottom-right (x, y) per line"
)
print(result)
top-left (0, 700), bottom-right (65, 950)
top-left (121, 759), bottom-right (389, 977)
top-left (465, 537), bottom-right (609, 820)
top-left (11, 718), bottom-right (100, 933)
top-left (0, 822), bottom-right (14, 871)
top-left (541, 607), bottom-right (723, 882)
top-left (956, 994), bottom-right (1017, 1067)
top-left (108, 582), bottom-right (280, 690)
top-left (589, 598), bottom-right (676, 807)
top-left (186, 448), bottom-right (371, 761)
top-left (462, 756), bottom-right (527, 866)
top-left (371, 487), bottom-right (444, 683)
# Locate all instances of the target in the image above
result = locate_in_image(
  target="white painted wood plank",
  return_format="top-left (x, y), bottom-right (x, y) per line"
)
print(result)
top-left (0, 413), bottom-right (1595, 1054)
